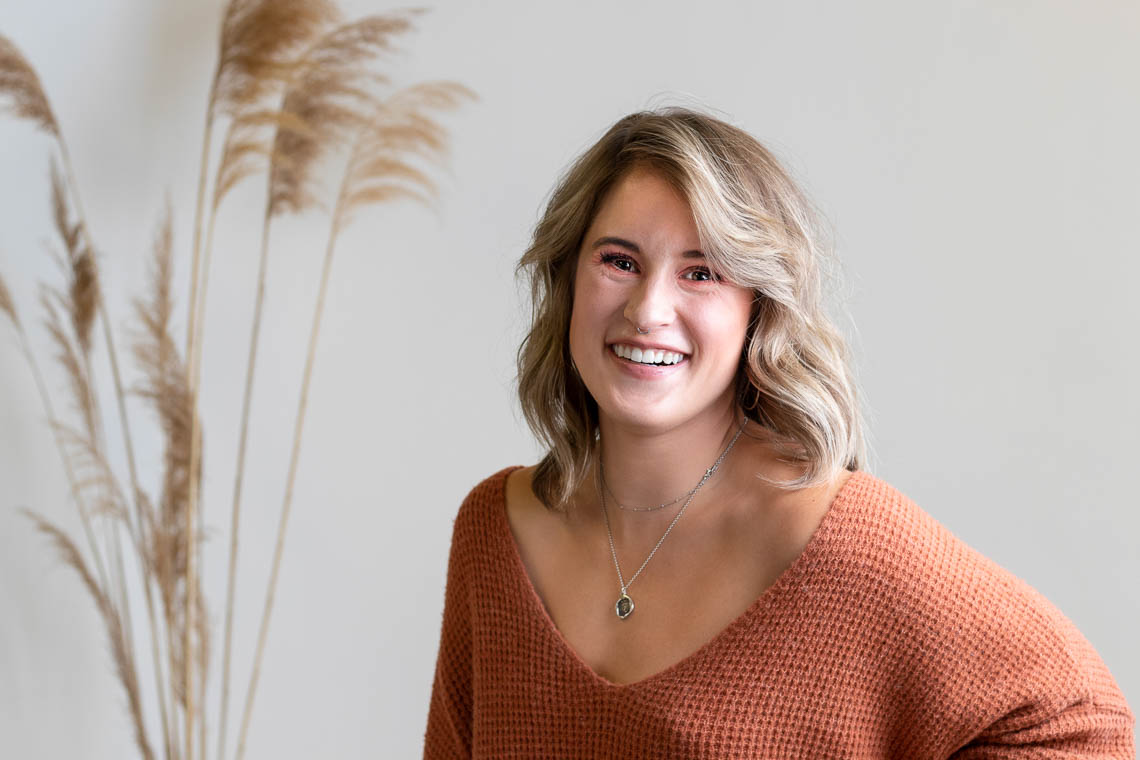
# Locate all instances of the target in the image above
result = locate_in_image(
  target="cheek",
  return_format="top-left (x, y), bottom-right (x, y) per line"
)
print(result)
top-left (569, 275), bottom-right (612, 329)
top-left (724, 290), bottom-right (755, 335)
top-left (568, 289), bottom-right (593, 356)
top-left (568, 301), bottom-right (582, 352)
top-left (698, 293), bottom-right (754, 358)
top-left (701, 293), bottom-right (751, 329)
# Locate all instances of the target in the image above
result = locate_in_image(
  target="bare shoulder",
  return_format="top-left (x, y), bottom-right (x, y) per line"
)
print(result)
top-left (505, 464), bottom-right (548, 532)
top-left (504, 463), bottom-right (584, 551)
top-left (505, 464), bottom-right (538, 510)
top-left (733, 431), bottom-right (856, 521)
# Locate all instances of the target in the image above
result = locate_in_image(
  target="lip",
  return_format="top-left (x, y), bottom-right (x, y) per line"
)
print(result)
top-left (607, 338), bottom-right (688, 355)
top-left (608, 343), bottom-right (687, 377)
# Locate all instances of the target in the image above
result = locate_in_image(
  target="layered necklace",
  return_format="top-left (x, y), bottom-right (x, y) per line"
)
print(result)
top-left (601, 470), bottom-right (695, 512)
top-left (598, 418), bottom-right (747, 619)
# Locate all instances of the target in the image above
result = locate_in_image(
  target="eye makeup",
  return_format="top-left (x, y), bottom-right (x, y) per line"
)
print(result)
top-left (597, 251), bottom-right (719, 282)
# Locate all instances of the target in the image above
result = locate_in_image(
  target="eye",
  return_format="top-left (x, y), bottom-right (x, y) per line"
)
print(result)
top-left (684, 267), bottom-right (722, 283)
top-left (600, 252), bottom-right (637, 272)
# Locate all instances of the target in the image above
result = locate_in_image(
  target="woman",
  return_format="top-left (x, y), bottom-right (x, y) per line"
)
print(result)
top-left (423, 108), bottom-right (1134, 757)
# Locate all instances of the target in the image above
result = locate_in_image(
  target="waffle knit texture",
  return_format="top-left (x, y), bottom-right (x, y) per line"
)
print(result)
top-left (424, 467), bottom-right (1135, 758)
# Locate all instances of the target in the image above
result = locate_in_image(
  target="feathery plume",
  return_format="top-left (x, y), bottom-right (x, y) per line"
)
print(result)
top-left (49, 159), bottom-right (99, 355)
top-left (268, 12), bottom-right (421, 216)
top-left (41, 287), bottom-right (98, 444)
top-left (213, 108), bottom-right (314, 211)
top-left (128, 206), bottom-right (202, 709)
top-left (132, 203), bottom-right (175, 372)
top-left (4, 260), bottom-right (117, 616)
top-left (336, 81), bottom-right (474, 229)
top-left (49, 159), bottom-right (81, 253)
top-left (234, 42), bottom-right (472, 760)
top-left (0, 271), bottom-right (18, 328)
top-left (211, 0), bottom-right (341, 118)
top-left (199, 12), bottom-right (348, 744)
top-left (7, 37), bottom-right (146, 703)
top-left (51, 420), bottom-right (131, 524)
top-left (131, 210), bottom-right (202, 531)
top-left (0, 34), bottom-right (58, 134)
top-left (209, 0), bottom-right (341, 209)
top-left (23, 511), bottom-right (154, 760)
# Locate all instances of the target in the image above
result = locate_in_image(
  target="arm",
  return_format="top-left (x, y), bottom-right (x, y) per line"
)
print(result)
top-left (948, 624), bottom-right (1134, 760)
top-left (943, 619), bottom-right (1130, 756)
top-left (949, 694), bottom-right (1134, 758)
top-left (423, 516), bottom-right (474, 760)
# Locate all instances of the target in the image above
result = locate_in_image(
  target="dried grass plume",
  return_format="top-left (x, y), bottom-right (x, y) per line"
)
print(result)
top-left (23, 511), bottom-right (154, 760)
top-left (0, 33), bottom-right (58, 134)
top-left (269, 12), bottom-right (421, 216)
top-left (0, 272), bottom-right (18, 328)
top-left (2, 5), bottom-right (473, 760)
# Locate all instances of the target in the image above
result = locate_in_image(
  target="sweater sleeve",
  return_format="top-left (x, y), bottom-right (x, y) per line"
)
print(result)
top-left (948, 695), bottom-right (1134, 758)
top-left (865, 483), bottom-right (1136, 758)
top-left (948, 608), bottom-right (1135, 758)
top-left (423, 507), bottom-right (474, 760)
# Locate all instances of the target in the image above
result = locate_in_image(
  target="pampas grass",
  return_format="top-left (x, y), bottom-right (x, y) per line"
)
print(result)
top-left (0, 4), bottom-right (472, 759)
top-left (23, 511), bottom-right (155, 760)
top-left (0, 34), bottom-right (58, 134)
top-left (4, 30), bottom-right (156, 753)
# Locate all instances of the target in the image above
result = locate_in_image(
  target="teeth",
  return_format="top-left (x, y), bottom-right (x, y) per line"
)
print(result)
top-left (612, 344), bottom-right (685, 365)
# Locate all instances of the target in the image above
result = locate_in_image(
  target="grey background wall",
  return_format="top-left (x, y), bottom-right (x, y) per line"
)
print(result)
top-left (1, 0), bottom-right (1136, 756)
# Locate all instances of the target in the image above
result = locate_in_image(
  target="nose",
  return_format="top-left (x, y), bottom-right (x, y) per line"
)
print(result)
top-left (623, 272), bottom-right (676, 332)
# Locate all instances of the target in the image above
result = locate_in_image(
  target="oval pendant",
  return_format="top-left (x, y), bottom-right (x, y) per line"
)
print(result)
top-left (615, 593), bottom-right (634, 619)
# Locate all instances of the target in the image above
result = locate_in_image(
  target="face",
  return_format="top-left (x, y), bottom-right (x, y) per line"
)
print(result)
top-left (568, 166), bottom-right (754, 435)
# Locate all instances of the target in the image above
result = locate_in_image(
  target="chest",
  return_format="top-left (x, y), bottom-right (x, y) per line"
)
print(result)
top-left (505, 483), bottom-right (826, 686)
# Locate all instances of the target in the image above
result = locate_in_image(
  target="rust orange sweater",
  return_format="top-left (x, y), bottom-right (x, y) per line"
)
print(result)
top-left (424, 467), bottom-right (1134, 758)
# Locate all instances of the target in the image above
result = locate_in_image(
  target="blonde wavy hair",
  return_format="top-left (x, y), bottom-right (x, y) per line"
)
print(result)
top-left (516, 107), bottom-right (868, 511)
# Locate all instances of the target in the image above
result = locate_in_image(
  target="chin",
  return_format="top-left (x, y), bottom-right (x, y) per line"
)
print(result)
top-left (597, 399), bottom-right (683, 432)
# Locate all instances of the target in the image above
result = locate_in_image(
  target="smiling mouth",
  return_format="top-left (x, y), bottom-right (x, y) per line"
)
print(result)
top-left (610, 343), bottom-right (688, 366)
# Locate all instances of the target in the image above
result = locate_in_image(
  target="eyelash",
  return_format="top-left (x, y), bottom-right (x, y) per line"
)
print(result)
top-left (599, 252), bottom-right (721, 282)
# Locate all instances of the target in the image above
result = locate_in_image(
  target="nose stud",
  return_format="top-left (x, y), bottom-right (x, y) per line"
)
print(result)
top-left (636, 326), bottom-right (650, 335)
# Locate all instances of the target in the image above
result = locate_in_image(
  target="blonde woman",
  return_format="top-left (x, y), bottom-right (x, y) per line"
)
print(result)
top-left (423, 109), bottom-right (1134, 758)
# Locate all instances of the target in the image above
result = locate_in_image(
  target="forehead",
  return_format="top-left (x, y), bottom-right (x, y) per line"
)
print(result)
top-left (582, 167), bottom-right (701, 253)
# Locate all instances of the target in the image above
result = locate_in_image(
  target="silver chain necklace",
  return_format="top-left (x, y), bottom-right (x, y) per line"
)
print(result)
top-left (600, 418), bottom-right (747, 619)
top-left (600, 464), bottom-right (696, 512)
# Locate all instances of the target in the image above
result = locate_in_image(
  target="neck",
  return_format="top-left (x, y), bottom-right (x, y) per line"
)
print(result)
top-left (588, 401), bottom-right (746, 537)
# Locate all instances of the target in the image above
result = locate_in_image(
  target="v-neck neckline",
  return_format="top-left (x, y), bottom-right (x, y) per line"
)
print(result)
top-left (493, 465), bottom-right (867, 690)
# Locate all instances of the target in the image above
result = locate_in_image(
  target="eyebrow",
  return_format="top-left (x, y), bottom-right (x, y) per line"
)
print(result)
top-left (591, 236), bottom-right (705, 259)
